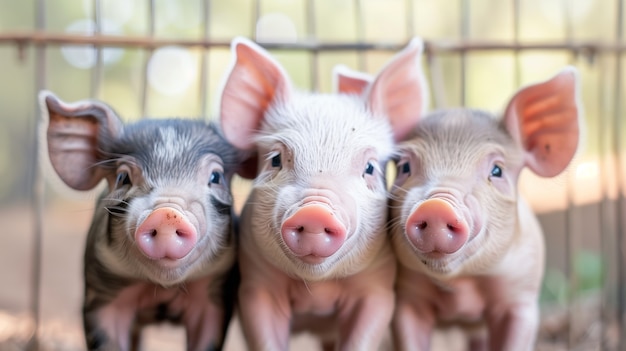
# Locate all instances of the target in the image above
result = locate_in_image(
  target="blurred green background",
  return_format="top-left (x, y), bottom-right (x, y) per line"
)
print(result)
top-left (0, 0), bottom-right (623, 349)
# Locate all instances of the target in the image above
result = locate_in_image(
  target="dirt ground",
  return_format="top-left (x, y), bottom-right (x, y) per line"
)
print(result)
top-left (0, 197), bottom-right (615, 350)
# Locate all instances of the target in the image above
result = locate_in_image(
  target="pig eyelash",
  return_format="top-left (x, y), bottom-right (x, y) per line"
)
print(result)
top-left (100, 197), bottom-right (129, 217)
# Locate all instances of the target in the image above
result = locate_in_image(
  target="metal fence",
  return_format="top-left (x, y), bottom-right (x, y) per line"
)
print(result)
top-left (0, 0), bottom-right (624, 350)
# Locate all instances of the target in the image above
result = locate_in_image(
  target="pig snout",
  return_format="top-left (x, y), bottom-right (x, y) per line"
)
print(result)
top-left (405, 198), bottom-right (469, 255)
top-left (135, 207), bottom-right (198, 260)
top-left (281, 203), bottom-right (347, 264)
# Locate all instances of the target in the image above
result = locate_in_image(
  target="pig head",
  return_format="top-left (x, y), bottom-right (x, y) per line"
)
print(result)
top-left (41, 91), bottom-right (242, 351)
top-left (384, 68), bottom-right (580, 350)
top-left (218, 37), bottom-right (426, 350)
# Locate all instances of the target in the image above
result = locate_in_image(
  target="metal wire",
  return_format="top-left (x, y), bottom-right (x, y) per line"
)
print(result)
top-left (199, 0), bottom-right (211, 120)
top-left (25, 1), bottom-right (47, 350)
top-left (0, 31), bottom-right (623, 56)
top-left (614, 0), bottom-right (626, 349)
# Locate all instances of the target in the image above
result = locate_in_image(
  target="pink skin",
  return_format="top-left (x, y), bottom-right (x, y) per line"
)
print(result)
top-left (281, 203), bottom-right (347, 264)
top-left (337, 65), bottom-right (580, 350)
top-left (135, 207), bottom-right (198, 260)
top-left (388, 69), bottom-right (580, 351)
top-left (405, 198), bottom-right (469, 255)
top-left (220, 37), bottom-right (427, 350)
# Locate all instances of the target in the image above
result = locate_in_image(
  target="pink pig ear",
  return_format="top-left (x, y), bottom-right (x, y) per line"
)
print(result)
top-left (219, 37), bottom-right (292, 150)
top-left (40, 90), bottom-right (123, 191)
top-left (332, 65), bottom-right (373, 95)
top-left (503, 67), bottom-right (580, 177)
top-left (365, 37), bottom-right (429, 141)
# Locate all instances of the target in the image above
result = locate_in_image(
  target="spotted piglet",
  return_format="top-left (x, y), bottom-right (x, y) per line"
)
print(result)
top-left (384, 69), bottom-right (580, 350)
top-left (218, 38), bottom-right (427, 350)
top-left (41, 91), bottom-right (244, 351)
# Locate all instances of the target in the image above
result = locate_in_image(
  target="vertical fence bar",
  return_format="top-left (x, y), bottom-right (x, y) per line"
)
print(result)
top-left (140, 0), bottom-right (156, 117)
top-left (512, 0), bottom-right (520, 87)
top-left (561, 0), bottom-right (577, 348)
top-left (91, 0), bottom-right (103, 99)
top-left (253, 0), bottom-right (261, 40)
top-left (405, 0), bottom-right (414, 40)
top-left (26, 0), bottom-right (47, 350)
top-left (199, 0), bottom-right (211, 120)
top-left (306, 0), bottom-right (319, 91)
top-left (599, 49), bottom-right (615, 351)
top-left (612, 1), bottom-right (626, 349)
top-left (354, 0), bottom-right (366, 71)
top-left (459, 0), bottom-right (469, 107)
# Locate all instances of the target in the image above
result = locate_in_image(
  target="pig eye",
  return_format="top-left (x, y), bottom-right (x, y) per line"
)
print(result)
top-left (209, 171), bottom-right (224, 185)
top-left (115, 171), bottom-right (132, 188)
top-left (399, 162), bottom-right (411, 175)
top-left (490, 164), bottom-right (503, 178)
top-left (271, 153), bottom-right (282, 168)
top-left (364, 162), bottom-right (376, 176)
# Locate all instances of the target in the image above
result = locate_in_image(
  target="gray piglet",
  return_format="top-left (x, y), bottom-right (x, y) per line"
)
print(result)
top-left (41, 91), bottom-right (244, 351)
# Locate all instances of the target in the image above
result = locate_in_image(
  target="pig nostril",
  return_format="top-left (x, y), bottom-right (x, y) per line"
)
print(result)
top-left (324, 228), bottom-right (335, 235)
top-left (447, 224), bottom-right (455, 231)
top-left (417, 222), bottom-right (428, 230)
top-left (297, 226), bottom-right (304, 233)
top-left (150, 229), bottom-right (157, 237)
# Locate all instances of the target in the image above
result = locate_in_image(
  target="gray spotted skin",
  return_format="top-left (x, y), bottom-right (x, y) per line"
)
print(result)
top-left (42, 91), bottom-right (243, 351)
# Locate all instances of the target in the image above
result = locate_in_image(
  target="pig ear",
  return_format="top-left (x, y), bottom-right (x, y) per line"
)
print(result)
top-left (365, 37), bottom-right (429, 141)
top-left (219, 37), bottom-right (292, 150)
top-left (332, 65), bottom-right (373, 95)
top-left (503, 67), bottom-right (580, 177)
top-left (40, 90), bottom-right (123, 191)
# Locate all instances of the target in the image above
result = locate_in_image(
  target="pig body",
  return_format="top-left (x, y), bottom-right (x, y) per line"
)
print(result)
top-left (41, 92), bottom-right (243, 351)
top-left (218, 38), bottom-right (427, 350)
top-left (387, 70), bottom-right (580, 350)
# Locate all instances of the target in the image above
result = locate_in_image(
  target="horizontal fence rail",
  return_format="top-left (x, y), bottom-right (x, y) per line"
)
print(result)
top-left (0, 31), bottom-right (623, 56)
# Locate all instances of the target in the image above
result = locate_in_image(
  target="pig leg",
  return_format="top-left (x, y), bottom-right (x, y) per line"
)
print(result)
top-left (84, 300), bottom-right (136, 350)
top-left (181, 276), bottom-right (233, 351)
top-left (487, 301), bottom-right (539, 351)
top-left (392, 300), bottom-right (435, 351)
top-left (336, 290), bottom-right (395, 351)
top-left (237, 252), bottom-right (291, 351)
top-left (466, 327), bottom-right (488, 351)
top-left (392, 268), bottom-right (436, 351)
top-left (184, 305), bottom-right (225, 351)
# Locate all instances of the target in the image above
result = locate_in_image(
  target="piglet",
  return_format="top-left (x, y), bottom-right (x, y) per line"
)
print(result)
top-left (382, 69), bottom-right (580, 350)
top-left (218, 37), bottom-right (427, 350)
top-left (40, 91), bottom-right (243, 351)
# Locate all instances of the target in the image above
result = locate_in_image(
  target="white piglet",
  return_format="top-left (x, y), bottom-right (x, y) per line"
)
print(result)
top-left (219, 37), bottom-right (427, 350)
top-left (384, 68), bottom-right (580, 350)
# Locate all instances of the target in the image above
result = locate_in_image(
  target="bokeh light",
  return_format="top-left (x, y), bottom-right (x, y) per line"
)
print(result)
top-left (147, 46), bottom-right (197, 96)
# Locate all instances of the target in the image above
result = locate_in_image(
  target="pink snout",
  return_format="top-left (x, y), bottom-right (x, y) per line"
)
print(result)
top-left (281, 204), bottom-right (347, 264)
top-left (405, 198), bottom-right (469, 255)
top-left (135, 207), bottom-right (198, 260)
